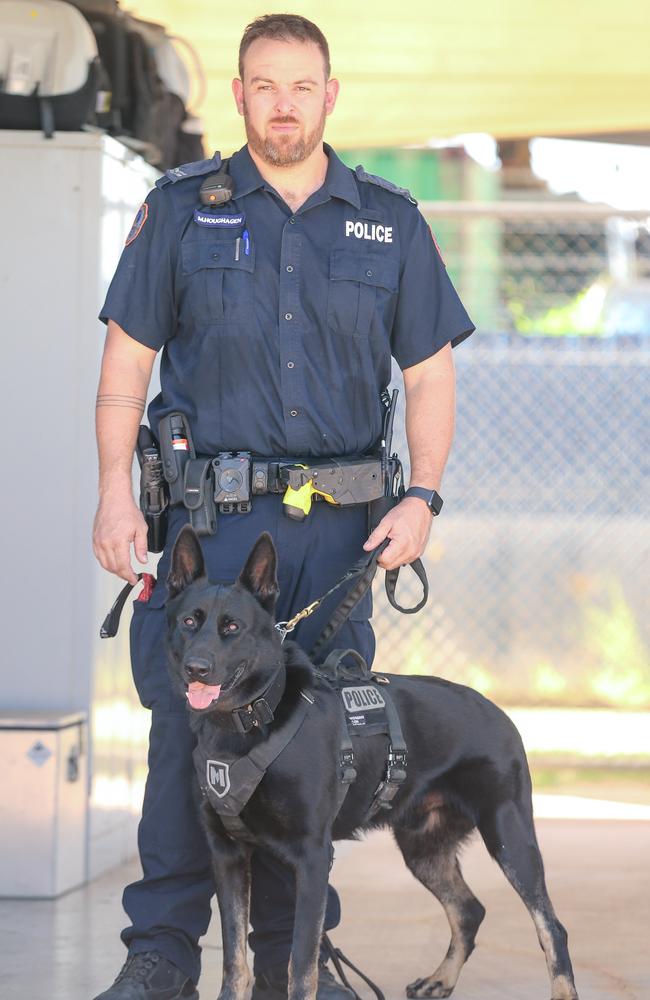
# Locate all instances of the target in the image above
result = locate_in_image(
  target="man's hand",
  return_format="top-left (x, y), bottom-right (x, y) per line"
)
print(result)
top-left (93, 493), bottom-right (148, 584)
top-left (363, 496), bottom-right (433, 570)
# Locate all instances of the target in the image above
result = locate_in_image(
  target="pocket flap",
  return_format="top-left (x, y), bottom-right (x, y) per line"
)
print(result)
top-left (181, 239), bottom-right (255, 275)
top-left (330, 250), bottom-right (399, 292)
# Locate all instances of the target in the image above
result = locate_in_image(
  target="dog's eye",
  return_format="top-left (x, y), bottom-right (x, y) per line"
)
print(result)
top-left (221, 620), bottom-right (239, 635)
top-left (183, 616), bottom-right (197, 629)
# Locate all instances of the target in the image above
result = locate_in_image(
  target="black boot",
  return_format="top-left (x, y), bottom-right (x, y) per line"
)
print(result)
top-left (252, 959), bottom-right (356, 1000)
top-left (92, 952), bottom-right (199, 1000)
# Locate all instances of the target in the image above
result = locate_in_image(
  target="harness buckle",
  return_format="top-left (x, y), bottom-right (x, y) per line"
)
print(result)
top-left (340, 748), bottom-right (357, 784)
top-left (252, 698), bottom-right (274, 726)
top-left (385, 747), bottom-right (408, 784)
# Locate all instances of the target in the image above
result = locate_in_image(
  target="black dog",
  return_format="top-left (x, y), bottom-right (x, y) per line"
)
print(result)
top-left (165, 525), bottom-right (579, 1000)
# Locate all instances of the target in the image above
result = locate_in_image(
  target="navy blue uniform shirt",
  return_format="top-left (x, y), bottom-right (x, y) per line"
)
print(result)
top-left (100, 144), bottom-right (475, 458)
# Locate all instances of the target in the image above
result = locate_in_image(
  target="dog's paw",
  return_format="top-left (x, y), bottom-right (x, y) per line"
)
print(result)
top-left (405, 978), bottom-right (454, 999)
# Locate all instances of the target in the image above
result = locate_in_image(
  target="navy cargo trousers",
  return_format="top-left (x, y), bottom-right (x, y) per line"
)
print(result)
top-left (124, 496), bottom-right (375, 986)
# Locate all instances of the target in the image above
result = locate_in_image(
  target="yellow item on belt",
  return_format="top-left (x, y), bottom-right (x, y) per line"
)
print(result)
top-left (282, 478), bottom-right (339, 521)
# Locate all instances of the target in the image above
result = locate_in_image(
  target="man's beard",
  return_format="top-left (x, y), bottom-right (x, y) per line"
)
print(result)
top-left (243, 101), bottom-right (327, 166)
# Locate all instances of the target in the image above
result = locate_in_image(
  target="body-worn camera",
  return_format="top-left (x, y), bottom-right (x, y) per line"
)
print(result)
top-left (212, 452), bottom-right (251, 512)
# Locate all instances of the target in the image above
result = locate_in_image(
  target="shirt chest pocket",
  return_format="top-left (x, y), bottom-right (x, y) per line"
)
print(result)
top-left (181, 237), bottom-right (255, 324)
top-left (327, 250), bottom-right (399, 337)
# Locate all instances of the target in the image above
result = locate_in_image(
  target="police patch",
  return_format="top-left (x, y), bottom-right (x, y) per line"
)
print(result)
top-left (193, 210), bottom-right (245, 228)
top-left (345, 219), bottom-right (393, 243)
top-left (125, 202), bottom-right (148, 246)
top-left (341, 685), bottom-right (386, 713)
top-left (207, 759), bottom-right (231, 798)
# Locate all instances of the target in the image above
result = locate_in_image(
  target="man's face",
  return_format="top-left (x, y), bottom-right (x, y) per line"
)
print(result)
top-left (232, 38), bottom-right (339, 167)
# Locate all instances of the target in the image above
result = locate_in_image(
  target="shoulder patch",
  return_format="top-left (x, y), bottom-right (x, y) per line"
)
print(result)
top-left (428, 224), bottom-right (447, 267)
top-left (355, 165), bottom-right (417, 205)
top-left (125, 202), bottom-right (148, 246)
top-left (156, 151), bottom-right (222, 189)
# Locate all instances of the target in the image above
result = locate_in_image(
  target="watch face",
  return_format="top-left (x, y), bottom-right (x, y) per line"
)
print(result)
top-left (429, 491), bottom-right (443, 515)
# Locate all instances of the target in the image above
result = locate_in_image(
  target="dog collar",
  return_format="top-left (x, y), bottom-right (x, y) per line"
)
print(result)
top-left (225, 665), bottom-right (287, 734)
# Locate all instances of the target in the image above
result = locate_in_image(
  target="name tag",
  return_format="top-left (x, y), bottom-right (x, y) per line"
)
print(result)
top-left (194, 210), bottom-right (245, 228)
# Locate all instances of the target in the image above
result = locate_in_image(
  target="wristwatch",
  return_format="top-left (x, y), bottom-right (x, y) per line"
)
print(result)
top-left (404, 486), bottom-right (444, 516)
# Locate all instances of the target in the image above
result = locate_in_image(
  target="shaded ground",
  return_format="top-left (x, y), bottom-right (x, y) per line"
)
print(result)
top-left (1, 812), bottom-right (648, 1000)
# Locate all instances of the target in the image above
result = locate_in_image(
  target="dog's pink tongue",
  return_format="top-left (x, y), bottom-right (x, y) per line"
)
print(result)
top-left (186, 682), bottom-right (221, 710)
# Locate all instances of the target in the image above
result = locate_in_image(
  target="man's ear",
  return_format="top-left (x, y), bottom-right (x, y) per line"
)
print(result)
top-left (232, 77), bottom-right (244, 116)
top-left (167, 525), bottom-right (206, 598)
top-left (238, 532), bottom-right (279, 615)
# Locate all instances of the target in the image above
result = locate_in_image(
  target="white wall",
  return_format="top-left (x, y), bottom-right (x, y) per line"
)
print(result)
top-left (0, 131), bottom-right (160, 881)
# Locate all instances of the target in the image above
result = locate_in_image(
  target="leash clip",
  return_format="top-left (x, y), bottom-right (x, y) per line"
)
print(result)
top-left (275, 599), bottom-right (321, 643)
top-left (274, 621), bottom-right (290, 643)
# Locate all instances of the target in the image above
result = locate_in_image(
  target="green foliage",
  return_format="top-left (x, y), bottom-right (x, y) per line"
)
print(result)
top-left (507, 282), bottom-right (606, 336)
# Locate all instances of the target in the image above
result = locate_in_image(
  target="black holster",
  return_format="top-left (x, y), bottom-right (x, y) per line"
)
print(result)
top-left (137, 425), bottom-right (169, 553)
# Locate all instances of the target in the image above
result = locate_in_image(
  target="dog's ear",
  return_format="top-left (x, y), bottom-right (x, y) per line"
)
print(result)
top-left (238, 532), bottom-right (279, 614)
top-left (167, 525), bottom-right (206, 598)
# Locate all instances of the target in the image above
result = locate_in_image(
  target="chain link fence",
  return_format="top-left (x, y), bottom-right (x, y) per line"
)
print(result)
top-left (372, 203), bottom-right (650, 709)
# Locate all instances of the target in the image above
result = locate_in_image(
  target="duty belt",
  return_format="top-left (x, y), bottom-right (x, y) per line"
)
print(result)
top-left (178, 452), bottom-right (389, 535)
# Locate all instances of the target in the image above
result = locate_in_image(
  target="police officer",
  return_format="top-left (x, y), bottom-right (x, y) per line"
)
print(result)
top-left (92, 13), bottom-right (475, 1000)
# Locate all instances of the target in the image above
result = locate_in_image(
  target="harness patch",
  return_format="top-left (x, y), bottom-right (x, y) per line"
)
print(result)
top-left (194, 210), bottom-right (245, 228)
top-left (207, 759), bottom-right (231, 798)
top-left (125, 202), bottom-right (148, 246)
top-left (341, 685), bottom-right (386, 713)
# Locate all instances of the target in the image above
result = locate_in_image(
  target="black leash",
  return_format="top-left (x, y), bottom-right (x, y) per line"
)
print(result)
top-left (323, 933), bottom-right (385, 1000)
top-left (101, 524), bottom-right (428, 644)
top-left (307, 539), bottom-right (428, 662)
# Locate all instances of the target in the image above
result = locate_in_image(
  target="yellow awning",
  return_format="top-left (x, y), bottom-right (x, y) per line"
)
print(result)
top-left (130, 0), bottom-right (650, 155)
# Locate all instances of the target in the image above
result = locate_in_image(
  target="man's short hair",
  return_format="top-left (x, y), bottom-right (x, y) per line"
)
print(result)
top-left (238, 13), bottom-right (331, 80)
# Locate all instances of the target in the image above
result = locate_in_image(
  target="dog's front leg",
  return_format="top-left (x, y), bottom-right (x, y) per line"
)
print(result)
top-left (288, 840), bottom-right (332, 1000)
top-left (203, 808), bottom-right (253, 1000)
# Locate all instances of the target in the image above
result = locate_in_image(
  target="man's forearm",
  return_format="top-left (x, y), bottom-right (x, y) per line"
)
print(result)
top-left (403, 343), bottom-right (456, 492)
top-left (96, 389), bottom-right (145, 498)
top-left (96, 321), bottom-right (155, 498)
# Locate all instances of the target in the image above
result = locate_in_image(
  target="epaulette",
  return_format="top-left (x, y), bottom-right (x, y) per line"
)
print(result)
top-left (156, 151), bottom-right (222, 189)
top-left (355, 165), bottom-right (417, 205)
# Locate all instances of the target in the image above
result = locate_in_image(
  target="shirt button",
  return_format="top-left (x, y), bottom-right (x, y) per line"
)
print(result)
top-left (366, 269), bottom-right (373, 277)
top-left (289, 217), bottom-right (296, 224)
top-left (286, 265), bottom-right (294, 272)
top-left (285, 312), bottom-right (293, 321)
top-left (287, 361), bottom-right (295, 369)
top-left (290, 409), bottom-right (298, 417)
top-left (212, 252), bottom-right (220, 260)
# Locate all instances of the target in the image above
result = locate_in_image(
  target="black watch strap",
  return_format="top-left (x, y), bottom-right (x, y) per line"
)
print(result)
top-left (404, 486), bottom-right (443, 516)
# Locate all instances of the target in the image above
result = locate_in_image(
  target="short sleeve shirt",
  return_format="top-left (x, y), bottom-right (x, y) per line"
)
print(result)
top-left (100, 144), bottom-right (475, 458)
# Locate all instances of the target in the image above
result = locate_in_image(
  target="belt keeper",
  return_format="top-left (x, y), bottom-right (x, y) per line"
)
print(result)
top-left (183, 459), bottom-right (217, 536)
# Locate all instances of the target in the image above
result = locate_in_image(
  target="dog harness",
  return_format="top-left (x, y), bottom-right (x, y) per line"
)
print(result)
top-left (318, 649), bottom-right (408, 821)
top-left (193, 650), bottom-right (408, 842)
top-left (194, 685), bottom-right (316, 840)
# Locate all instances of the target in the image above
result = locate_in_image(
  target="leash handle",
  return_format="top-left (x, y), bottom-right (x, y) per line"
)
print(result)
top-left (100, 576), bottom-right (143, 638)
top-left (385, 557), bottom-right (428, 614)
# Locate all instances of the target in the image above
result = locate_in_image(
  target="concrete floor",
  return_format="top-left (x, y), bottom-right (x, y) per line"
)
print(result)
top-left (1, 818), bottom-right (648, 1000)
